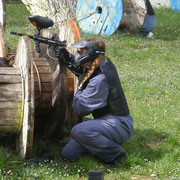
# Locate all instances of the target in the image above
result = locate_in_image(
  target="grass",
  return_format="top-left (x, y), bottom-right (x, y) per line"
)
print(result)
top-left (1, 2), bottom-right (180, 180)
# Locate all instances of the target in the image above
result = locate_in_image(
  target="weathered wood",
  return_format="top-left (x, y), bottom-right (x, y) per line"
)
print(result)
top-left (0, 117), bottom-right (22, 126)
top-left (21, 0), bottom-right (77, 24)
top-left (13, 36), bottom-right (34, 159)
top-left (34, 74), bottom-right (52, 83)
top-left (0, 75), bottom-right (21, 83)
top-left (0, 0), bottom-right (5, 27)
top-left (0, 67), bottom-right (20, 74)
top-left (0, 126), bottom-right (18, 134)
top-left (34, 92), bottom-right (52, 101)
top-left (0, 23), bottom-right (8, 58)
top-left (33, 66), bottom-right (52, 74)
top-left (0, 91), bottom-right (22, 101)
top-left (0, 83), bottom-right (22, 92)
top-left (120, 0), bottom-right (146, 32)
top-left (0, 109), bottom-right (21, 117)
top-left (34, 83), bottom-right (52, 92)
top-left (32, 58), bottom-right (50, 66)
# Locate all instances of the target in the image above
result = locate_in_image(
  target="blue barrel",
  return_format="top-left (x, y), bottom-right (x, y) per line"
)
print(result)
top-left (76, 0), bottom-right (123, 36)
top-left (171, 0), bottom-right (180, 11)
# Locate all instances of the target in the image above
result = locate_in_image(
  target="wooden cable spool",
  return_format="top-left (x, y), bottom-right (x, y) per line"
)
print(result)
top-left (120, 0), bottom-right (147, 33)
top-left (76, 0), bottom-right (147, 34)
top-left (32, 19), bottom-right (81, 139)
top-left (0, 35), bottom-right (34, 159)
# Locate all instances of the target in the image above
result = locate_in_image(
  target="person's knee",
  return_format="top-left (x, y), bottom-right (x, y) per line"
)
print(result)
top-left (71, 124), bottom-right (83, 140)
top-left (71, 124), bottom-right (93, 141)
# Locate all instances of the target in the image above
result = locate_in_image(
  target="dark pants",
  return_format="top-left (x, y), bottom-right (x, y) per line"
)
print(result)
top-left (61, 115), bottom-right (133, 163)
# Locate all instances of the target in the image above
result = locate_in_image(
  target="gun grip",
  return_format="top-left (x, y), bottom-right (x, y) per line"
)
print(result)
top-left (35, 40), bottom-right (40, 53)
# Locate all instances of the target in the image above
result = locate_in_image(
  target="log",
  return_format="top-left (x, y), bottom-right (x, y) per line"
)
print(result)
top-left (0, 0), bottom-right (5, 27)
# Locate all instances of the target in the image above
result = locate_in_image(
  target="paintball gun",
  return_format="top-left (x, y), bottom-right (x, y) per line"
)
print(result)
top-left (10, 15), bottom-right (87, 76)
top-left (11, 15), bottom-right (66, 53)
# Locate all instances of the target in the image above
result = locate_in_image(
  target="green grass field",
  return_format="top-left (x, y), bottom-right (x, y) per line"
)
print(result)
top-left (1, 2), bottom-right (180, 180)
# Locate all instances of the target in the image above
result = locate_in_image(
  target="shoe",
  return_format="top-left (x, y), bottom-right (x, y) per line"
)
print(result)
top-left (147, 32), bottom-right (154, 39)
top-left (118, 151), bottom-right (127, 163)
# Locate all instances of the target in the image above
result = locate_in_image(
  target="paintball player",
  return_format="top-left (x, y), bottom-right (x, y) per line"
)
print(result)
top-left (61, 38), bottom-right (134, 166)
top-left (140, 0), bottom-right (156, 38)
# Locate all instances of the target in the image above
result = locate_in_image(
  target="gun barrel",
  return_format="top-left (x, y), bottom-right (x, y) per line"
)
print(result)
top-left (10, 31), bottom-right (66, 47)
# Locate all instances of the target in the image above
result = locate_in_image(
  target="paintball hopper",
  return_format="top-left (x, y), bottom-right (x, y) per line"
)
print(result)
top-left (28, 15), bottom-right (54, 30)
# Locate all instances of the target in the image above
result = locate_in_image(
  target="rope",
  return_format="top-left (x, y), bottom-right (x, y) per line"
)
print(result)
top-left (32, 61), bottom-right (42, 104)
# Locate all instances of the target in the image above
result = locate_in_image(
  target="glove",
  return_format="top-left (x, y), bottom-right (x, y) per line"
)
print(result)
top-left (55, 47), bottom-right (70, 64)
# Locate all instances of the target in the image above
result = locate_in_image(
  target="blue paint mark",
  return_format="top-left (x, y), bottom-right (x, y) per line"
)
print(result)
top-left (171, 0), bottom-right (180, 11)
top-left (76, 0), bottom-right (123, 36)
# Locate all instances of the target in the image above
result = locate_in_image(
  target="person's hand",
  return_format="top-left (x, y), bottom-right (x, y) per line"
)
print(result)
top-left (55, 47), bottom-right (70, 63)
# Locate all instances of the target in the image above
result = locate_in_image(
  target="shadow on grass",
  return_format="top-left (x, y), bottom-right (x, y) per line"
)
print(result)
top-left (121, 128), bottom-right (169, 168)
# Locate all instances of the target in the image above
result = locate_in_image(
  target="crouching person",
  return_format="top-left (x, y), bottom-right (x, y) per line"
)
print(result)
top-left (61, 38), bottom-right (133, 166)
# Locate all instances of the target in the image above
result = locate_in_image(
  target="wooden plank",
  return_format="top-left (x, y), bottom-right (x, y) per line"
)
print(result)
top-left (35, 100), bottom-right (52, 108)
top-left (33, 66), bottom-right (52, 74)
top-left (34, 92), bottom-right (52, 101)
top-left (0, 117), bottom-right (20, 126)
top-left (0, 101), bottom-right (22, 109)
top-left (33, 59), bottom-right (50, 67)
top-left (0, 67), bottom-right (20, 75)
top-left (0, 75), bottom-right (21, 83)
top-left (0, 109), bottom-right (22, 117)
top-left (0, 83), bottom-right (22, 92)
top-left (0, 126), bottom-right (18, 134)
top-left (34, 74), bottom-right (52, 83)
top-left (34, 82), bottom-right (52, 92)
top-left (0, 91), bottom-right (22, 101)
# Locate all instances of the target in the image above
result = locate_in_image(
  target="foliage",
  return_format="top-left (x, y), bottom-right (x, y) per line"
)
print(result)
top-left (1, 3), bottom-right (180, 180)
